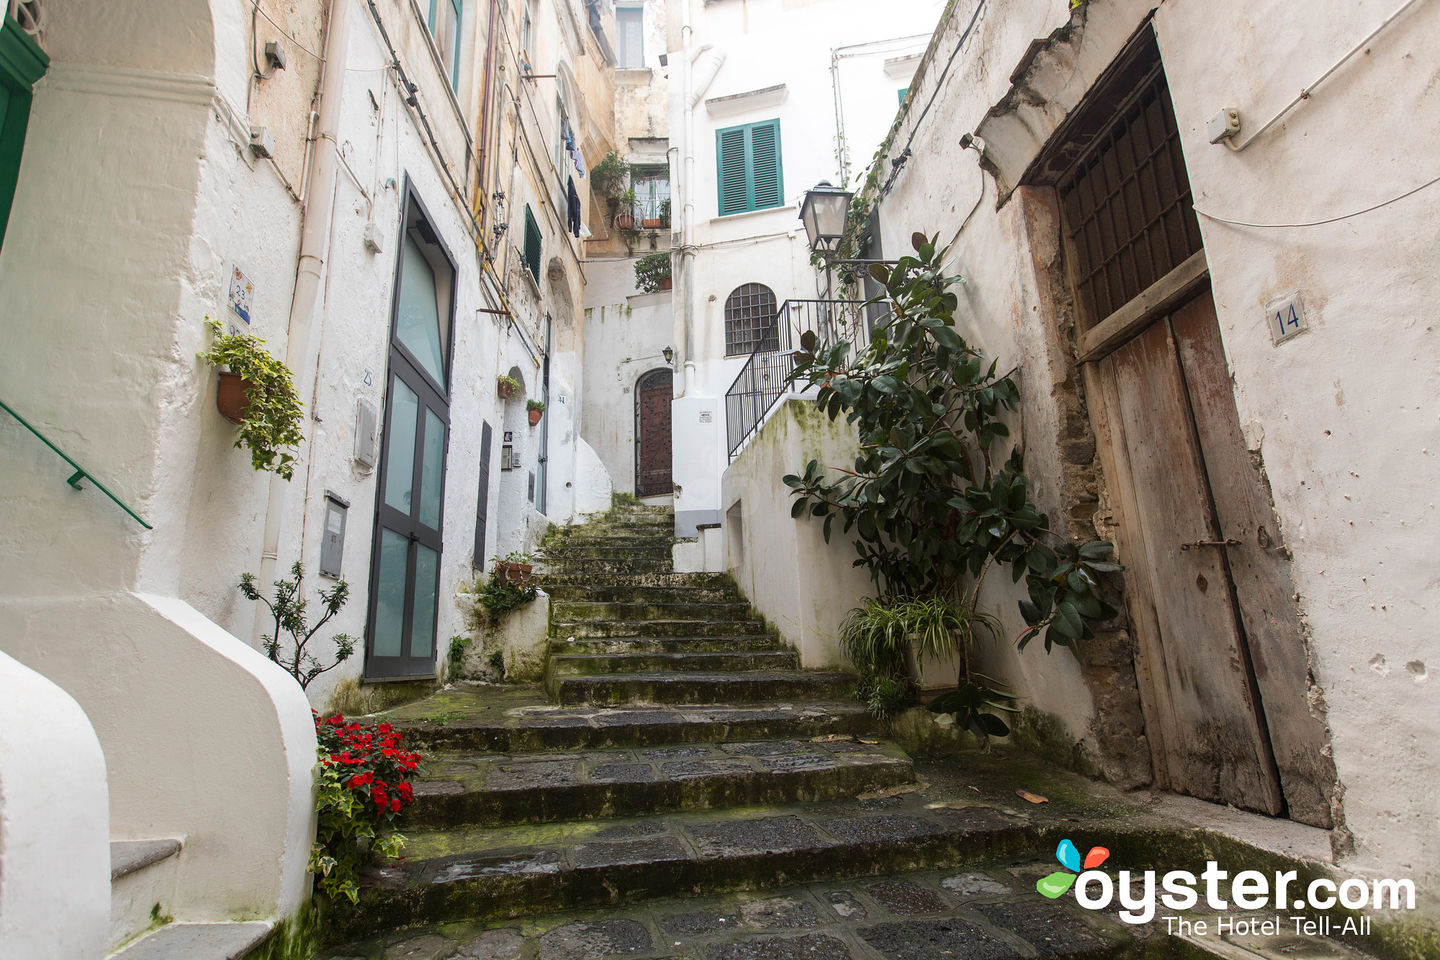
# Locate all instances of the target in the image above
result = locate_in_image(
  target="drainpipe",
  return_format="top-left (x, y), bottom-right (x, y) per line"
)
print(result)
top-left (253, 0), bottom-right (353, 638)
top-left (676, 0), bottom-right (695, 395)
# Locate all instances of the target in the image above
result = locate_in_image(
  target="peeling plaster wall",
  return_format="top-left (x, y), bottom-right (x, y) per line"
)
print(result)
top-left (868, 0), bottom-right (1440, 893)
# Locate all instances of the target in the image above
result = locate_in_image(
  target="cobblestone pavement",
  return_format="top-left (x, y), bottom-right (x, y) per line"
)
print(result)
top-left (320, 860), bottom-right (1148, 960)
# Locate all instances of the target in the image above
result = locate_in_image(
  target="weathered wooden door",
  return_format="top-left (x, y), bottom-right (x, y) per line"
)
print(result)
top-left (635, 368), bottom-right (673, 497)
top-left (1094, 290), bottom-right (1332, 825)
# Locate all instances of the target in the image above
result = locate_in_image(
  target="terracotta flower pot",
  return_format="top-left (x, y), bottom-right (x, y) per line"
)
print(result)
top-left (216, 371), bottom-right (252, 425)
top-left (616, 214), bottom-right (635, 230)
top-left (642, 218), bottom-right (661, 229)
top-left (499, 561), bottom-right (533, 585)
top-left (658, 276), bottom-right (673, 291)
top-left (528, 408), bottom-right (543, 426)
top-left (497, 381), bottom-right (517, 400)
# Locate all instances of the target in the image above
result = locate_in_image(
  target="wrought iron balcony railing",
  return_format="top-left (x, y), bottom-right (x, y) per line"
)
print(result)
top-left (724, 299), bottom-right (866, 458)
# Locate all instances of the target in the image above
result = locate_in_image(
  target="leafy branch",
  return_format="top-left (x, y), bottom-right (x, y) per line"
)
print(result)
top-left (239, 562), bottom-right (356, 689)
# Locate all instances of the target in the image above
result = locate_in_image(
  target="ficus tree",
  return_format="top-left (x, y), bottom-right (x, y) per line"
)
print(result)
top-left (784, 232), bottom-right (1121, 738)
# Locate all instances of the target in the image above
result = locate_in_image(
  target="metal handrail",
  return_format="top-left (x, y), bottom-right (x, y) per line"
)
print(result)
top-left (0, 398), bottom-right (153, 529)
top-left (724, 299), bottom-right (866, 458)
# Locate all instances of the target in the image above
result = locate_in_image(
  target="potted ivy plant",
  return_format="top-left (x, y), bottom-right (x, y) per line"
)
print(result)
top-left (497, 549), bottom-right (533, 585)
top-left (198, 316), bottom-right (305, 480)
top-left (526, 398), bottom-right (546, 426)
top-left (497, 373), bottom-right (520, 400)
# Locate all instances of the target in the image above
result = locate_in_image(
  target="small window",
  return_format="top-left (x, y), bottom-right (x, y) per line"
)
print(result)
top-left (428, 0), bottom-right (462, 88)
top-left (521, 3), bottom-right (534, 57)
top-left (632, 165), bottom-right (670, 222)
top-left (523, 205), bottom-right (542, 283)
top-left (617, 6), bottom-right (644, 68)
top-left (716, 119), bottom-right (783, 216)
top-left (724, 283), bottom-right (779, 356)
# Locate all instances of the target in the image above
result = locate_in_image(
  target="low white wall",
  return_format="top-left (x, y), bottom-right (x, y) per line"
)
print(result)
top-left (0, 652), bottom-right (110, 960)
top-left (721, 399), bottom-right (874, 669)
top-left (1, 592), bottom-right (316, 922)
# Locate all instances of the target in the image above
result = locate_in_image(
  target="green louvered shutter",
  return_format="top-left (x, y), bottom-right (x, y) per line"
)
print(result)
top-left (717, 126), bottom-right (748, 216)
top-left (523, 205), bottom-right (542, 282)
top-left (749, 120), bottom-right (782, 209)
top-left (717, 120), bottom-right (783, 216)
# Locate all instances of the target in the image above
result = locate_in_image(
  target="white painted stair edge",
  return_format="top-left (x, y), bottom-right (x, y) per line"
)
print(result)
top-left (108, 838), bottom-right (184, 953)
top-left (107, 922), bottom-right (272, 960)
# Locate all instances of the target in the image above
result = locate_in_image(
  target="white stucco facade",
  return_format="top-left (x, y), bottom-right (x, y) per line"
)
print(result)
top-left (0, 0), bottom-right (622, 951)
top-left (701, 0), bottom-right (1440, 923)
top-left (664, 0), bottom-right (944, 534)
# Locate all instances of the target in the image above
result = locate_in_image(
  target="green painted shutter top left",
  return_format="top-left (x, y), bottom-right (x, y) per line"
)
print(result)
top-left (523, 206), bottom-right (542, 282)
top-left (0, 16), bottom-right (47, 89)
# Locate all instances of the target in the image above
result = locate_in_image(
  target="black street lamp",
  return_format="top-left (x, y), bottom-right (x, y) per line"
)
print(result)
top-left (799, 181), bottom-right (854, 258)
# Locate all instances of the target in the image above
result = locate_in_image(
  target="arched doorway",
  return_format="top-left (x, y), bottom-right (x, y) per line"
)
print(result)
top-left (634, 368), bottom-right (672, 498)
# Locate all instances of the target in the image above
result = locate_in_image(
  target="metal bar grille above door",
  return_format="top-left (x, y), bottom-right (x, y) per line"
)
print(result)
top-left (1044, 34), bottom-right (1204, 329)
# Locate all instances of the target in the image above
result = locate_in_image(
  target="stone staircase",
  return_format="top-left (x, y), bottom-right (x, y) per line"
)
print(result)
top-left (323, 502), bottom-right (1144, 956)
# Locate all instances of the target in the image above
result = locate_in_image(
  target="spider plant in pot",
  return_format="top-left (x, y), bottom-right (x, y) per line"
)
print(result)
top-left (197, 316), bottom-right (305, 480)
top-left (526, 398), bottom-right (546, 426)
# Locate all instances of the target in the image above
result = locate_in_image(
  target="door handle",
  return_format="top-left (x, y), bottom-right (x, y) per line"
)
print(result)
top-left (1180, 538), bottom-right (1240, 552)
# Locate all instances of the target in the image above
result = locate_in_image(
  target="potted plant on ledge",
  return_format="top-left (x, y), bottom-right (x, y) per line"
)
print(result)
top-left (615, 187), bottom-right (637, 230)
top-left (198, 316), bottom-right (305, 480)
top-left (635, 251), bottom-right (672, 293)
top-left (526, 399), bottom-right (546, 426)
top-left (497, 549), bottom-right (533, 585)
top-left (497, 373), bottom-right (520, 400)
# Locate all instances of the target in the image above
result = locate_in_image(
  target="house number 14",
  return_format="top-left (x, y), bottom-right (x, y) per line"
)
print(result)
top-left (1266, 292), bottom-right (1308, 345)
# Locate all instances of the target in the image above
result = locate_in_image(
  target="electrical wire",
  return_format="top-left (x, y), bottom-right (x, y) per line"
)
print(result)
top-left (877, 0), bottom-right (989, 199)
top-left (1193, 171), bottom-right (1440, 229)
top-left (251, 0), bottom-right (326, 62)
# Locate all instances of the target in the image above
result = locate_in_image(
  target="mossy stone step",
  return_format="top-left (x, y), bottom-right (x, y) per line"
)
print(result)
top-left (540, 557), bottom-right (675, 575)
top-left (389, 697), bottom-right (879, 753)
top-left (546, 670), bottom-right (855, 706)
top-left (542, 543), bottom-right (674, 561)
top-left (550, 600), bottom-right (755, 622)
top-left (405, 738), bottom-right (913, 829)
top-left (551, 618), bottom-right (768, 639)
top-left (544, 532), bottom-right (675, 545)
top-left (549, 635), bottom-right (787, 655)
top-left (330, 798), bottom-right (1031, 940)
top-left (547, 650), bottom-right (800, 676)
top-left (543, 583), bottom-right (744, 604)
top-left (537, 572), bottom-right (733, 589)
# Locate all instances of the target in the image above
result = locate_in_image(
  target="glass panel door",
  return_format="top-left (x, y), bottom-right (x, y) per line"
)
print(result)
top-left (366, 189), bottom-right (455, 679)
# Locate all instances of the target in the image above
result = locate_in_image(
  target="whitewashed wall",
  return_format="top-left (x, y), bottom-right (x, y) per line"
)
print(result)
top-left (666, 0), bottom-right (944, 532)
top-left (582, 256), bottom-right (674, 495)
top-left (867, 0), bottom-right (1440, 902)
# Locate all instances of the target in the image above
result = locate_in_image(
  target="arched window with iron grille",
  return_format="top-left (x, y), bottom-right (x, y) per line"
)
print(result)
top-left (723, 283), bottom-right (778, 356)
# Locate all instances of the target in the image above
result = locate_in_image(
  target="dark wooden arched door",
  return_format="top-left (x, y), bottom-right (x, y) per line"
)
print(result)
top-left (634, 368), bottom-right (673, 497)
